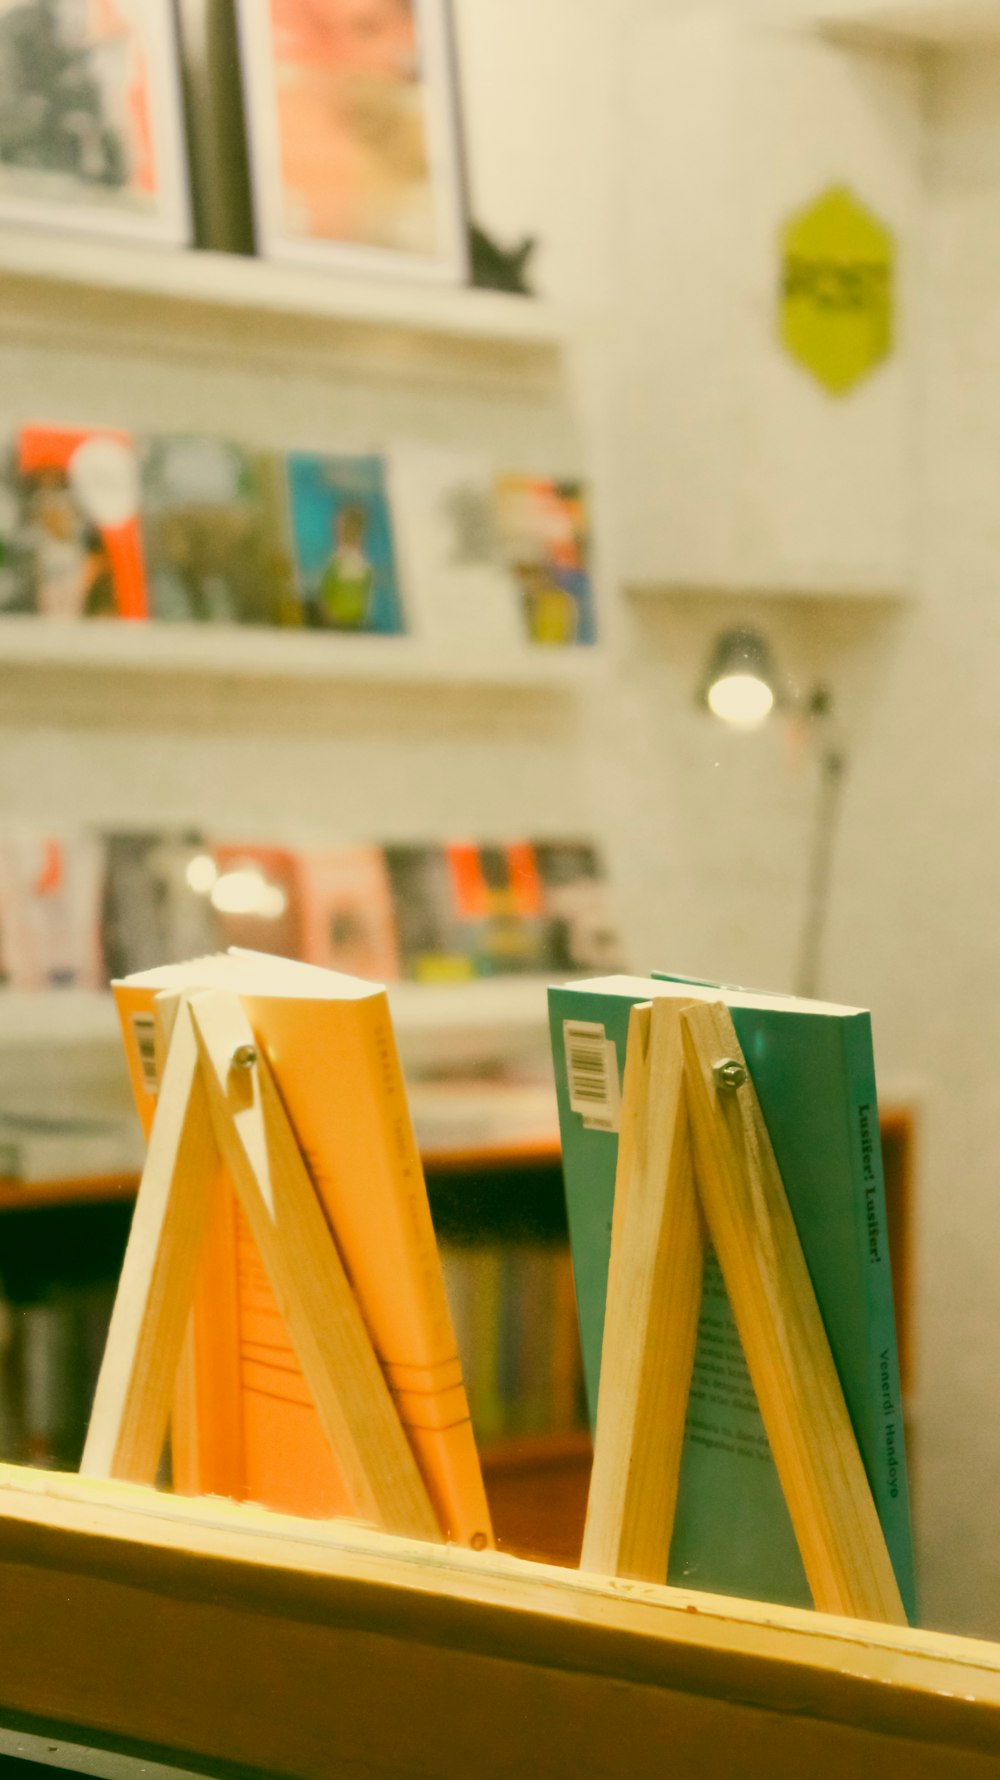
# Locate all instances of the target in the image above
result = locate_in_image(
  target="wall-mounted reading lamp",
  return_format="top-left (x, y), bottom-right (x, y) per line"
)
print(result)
top-left (701, 628), bottom-right (845, 1000)
top-left (701, 628), bottom-right (780, 728)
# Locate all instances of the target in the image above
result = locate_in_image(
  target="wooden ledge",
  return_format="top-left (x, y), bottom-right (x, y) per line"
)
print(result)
top-left (0, 1468), bottom-right (999, 1778)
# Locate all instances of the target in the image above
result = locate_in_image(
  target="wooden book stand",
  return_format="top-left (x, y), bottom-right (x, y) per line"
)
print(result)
top-left (80, 986), bottom-right (440, 1543)
top-left (581, 997), bottom-right (906, 1625)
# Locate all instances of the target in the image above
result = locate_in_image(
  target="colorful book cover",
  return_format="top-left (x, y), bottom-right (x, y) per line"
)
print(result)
top-left (387, 446), bottom-right (524, 648)
top-left (15, 425), bottom-right (146, 619)
top-left (548, 971), bottom-right (918, 1620)
top-left (286, 452), bottom-right (405, 634)
top-left (139, 436), bottom-right (299, 626)
top-left (383, 844), bottom-right (470, 983)
top-left (208, 842), bottom-right (305, 963)
top-left (535, 840), bottom-right (625, 974)
top-left (297, 845), bottom-right (400, 981)
top-left (494, 475), bottom-right (597, 646)
top-left (384, 841), bottom-right (549, 982)
top-left (100, 831), bottom-right (218, 981)
top-left (445, 841), bottom-right (548, 979)
top-left (0, 829), bottom-right (105, 989)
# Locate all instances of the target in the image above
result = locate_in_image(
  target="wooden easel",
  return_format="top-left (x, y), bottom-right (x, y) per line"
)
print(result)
top-left (581, 997), bottom-right (906, 1625)
top-left (80, 986), bottom-right (440, 1543)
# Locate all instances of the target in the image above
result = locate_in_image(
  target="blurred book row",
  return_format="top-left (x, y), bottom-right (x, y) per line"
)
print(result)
top-left (0, 829), bottom-right (622, 992)
top-left (0, 1234), bottom-right (586, 1471)
top-left (0, 1278), bottom-right (116, 1469)
top-left (442, 1240), bottom-right (585, 1446)
top-left (0, 428), bottom-right (596, 646)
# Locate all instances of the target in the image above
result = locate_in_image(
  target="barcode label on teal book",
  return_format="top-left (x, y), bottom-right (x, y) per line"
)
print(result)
top-left (563, 1019), bottom-right (620, 1132)
top-left (549, 973), bottom-right (917, 1622)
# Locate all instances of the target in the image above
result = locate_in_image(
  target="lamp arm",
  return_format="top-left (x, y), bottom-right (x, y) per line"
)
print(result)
top-left (794, 743), bottom-right (847, 1002)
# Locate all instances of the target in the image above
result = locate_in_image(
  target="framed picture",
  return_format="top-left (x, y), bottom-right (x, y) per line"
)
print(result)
top-left (238, 0), bottom-right (468, 283)
top-left (0, 0), bottom-right (191, 246)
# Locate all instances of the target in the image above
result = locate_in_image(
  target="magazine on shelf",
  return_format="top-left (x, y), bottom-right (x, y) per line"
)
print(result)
top-left (139, 437), bottom-right (299, 627)
top-left (296, 845), bottom-right (400, 980)
top-left (388, 446), bottom-right (524, 649)
top-left (0, 829), bottom-right (105, 990)
top-left (100, 831), bottom-right (218, 981)
top-left (286, 452), bottom-right (406, 634)
top-left (495, 475), bottom-right (597, 646)
top-left (6, 426), bottom-right (147, 620)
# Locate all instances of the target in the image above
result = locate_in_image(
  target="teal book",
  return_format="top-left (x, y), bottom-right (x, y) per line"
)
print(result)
top-left (548, 972), bottom-right (917, 1621)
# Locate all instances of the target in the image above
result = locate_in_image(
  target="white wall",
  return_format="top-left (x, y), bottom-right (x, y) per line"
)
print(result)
top-left (601, 11), bottom-right (1000, 1641)
top-left (612, 10), bottom-right (920, 596)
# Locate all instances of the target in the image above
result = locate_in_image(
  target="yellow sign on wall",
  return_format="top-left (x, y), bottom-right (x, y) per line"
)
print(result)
top-left (779, 186), bottom-right (894, 396)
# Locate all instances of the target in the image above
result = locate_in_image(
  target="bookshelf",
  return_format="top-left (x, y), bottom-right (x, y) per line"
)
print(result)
top-left (0, 1132), bottom-right (587, 1561)
top-left (0, 1173), bottom-right (136, 1214)
top-left (0, 1104), bottom-right (916, 1570)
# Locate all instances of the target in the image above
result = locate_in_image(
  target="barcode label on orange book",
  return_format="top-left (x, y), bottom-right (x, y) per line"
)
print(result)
top-left (131, 1013), bottom-right (159, 1094)
top-left (563, 1020), bottom-right (620, 1132)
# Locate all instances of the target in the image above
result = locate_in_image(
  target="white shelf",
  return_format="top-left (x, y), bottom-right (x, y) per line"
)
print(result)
top-left (0, 616), bottom-right (600, 691)
top-left (0, 227), bottom-right (567, 353)
top-left (0, 978), bottom-right (555, 1076)
top-left (0, 991), bottom-right (118, 1049)
top-left (627, 578), bottom-right (909, 604)
top-left (390, 977), bottom-right (553, 1073)
top-left (793, 0), bottom-right (1000, 42)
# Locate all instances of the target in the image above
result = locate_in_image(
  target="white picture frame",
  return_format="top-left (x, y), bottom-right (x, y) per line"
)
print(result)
top-left (237, 0), bottom-right (468, 285)
top-left (0, 0), bottom-right (191, 247)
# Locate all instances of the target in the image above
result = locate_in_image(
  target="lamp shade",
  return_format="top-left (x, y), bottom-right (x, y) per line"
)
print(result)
top-left (701, 628), bottom-right (781, 728)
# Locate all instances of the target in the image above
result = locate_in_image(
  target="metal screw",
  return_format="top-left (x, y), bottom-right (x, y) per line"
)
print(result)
top-left (713, 1057), bottom-right (746, 1093)
top-left (231, 1043), bottom-right (258, 1070)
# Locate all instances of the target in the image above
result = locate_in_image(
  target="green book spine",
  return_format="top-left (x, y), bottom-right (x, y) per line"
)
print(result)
top-left (548, 979), bottom-right (918, 1619)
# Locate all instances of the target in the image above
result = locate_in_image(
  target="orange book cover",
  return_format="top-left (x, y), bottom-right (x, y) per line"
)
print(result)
top-left (114, 953), bottom-right (492, 1548)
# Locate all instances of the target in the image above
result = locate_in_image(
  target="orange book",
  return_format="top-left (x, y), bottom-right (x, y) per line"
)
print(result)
top-left (113, 950), bottom-right (492, 1548)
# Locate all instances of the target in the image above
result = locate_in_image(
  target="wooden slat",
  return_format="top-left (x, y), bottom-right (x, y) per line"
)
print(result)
top-left (680, 1000), bottom-right (905, 1625)
top-left (582, 1001), bottom-right (705, 1581)
top-left (0, 1469), bottom-right (998, 1780)
top-left (80, 997), bottom-right (220, 1485)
